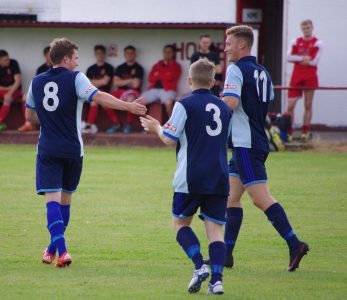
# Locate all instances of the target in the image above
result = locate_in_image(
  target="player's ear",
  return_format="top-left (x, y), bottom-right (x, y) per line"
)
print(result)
top-left (239, 39), bottom-right (245, 50)
top-left (209, 79), bottom-right (216, 89)
top-left (187, 76), bottom-right (193, 87)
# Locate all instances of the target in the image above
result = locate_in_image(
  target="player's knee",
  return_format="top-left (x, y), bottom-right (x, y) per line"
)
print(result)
top-left (205, 221), bottom-right (223, 243)
top-left (227, 196), bottom-right (241, 207)
top-left (172, 217), bottom-right (191, 232)
top-left (249, 193), bottom-right (276, 211)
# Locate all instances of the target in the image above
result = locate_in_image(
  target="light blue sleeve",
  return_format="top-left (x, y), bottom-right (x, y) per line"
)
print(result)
top-left (25, 81), bottom-right (35, 109)
top-left (75, 72), bottom-right (99, 102)
top-left (162, 102), bottom-right (187, 141)
top-left (223, 64), bottom-right (243, 99)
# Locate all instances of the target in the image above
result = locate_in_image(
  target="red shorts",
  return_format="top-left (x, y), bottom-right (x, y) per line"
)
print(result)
top-left (109, 89), bottom-right (140, 102)
top-left (0, 89), bottom-right (22, 101)
top-left (288, 71), bottom-right (318, 99)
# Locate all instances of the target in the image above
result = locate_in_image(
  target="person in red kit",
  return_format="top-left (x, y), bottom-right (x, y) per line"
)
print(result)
top-left (83, 45), bottom-right (120, 134)
top-left (286, 19), bottom-right (323, 142)
top-left (142, 45), bottom-right (181, 117)
top-left (0, 49), bottom-right (22, 132)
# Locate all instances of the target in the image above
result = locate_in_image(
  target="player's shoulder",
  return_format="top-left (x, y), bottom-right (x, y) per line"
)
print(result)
top-left (104, 62), bottom-right (114, 69)
top-left (115, 62), bottom-right (126, 70)
top-left (180, 90), bottom-right (229, 111)
top-left (134, 62), bottom-right (144, 70)
top-left (10, 58), bottom-right (19, 65)
top-left (208, 51), bottom-right (219, 59)
top-left (190, 52), bottom-right (200, 60)
top-left (87, 63), bottom-right (98, 71)
top-left (312, 36), bottom-right (323, 46)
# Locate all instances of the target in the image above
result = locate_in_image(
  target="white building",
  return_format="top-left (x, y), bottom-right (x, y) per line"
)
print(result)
top-left (1, 0), bottom-right (346, 127)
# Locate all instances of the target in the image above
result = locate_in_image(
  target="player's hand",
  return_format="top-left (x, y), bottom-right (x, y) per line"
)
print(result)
top-left (128, 98), bottom-right (147, 115)
top-left (131, 78), bottom-right (141, 89)
top-left (101, 75), bottom-right (111, 85)
top-left (140, 115), bottom-right (161, 134)
top-left (301, 56), bottom-right (311, 65)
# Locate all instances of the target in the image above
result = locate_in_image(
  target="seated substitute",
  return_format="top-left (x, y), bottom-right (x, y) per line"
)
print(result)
top-left (84, 45), bottom-right (120, 134)
top-left (0, 49), bottom-right (22, 132)
top-left (190, 34), bottom-right (223, 97)
top-left (140, 58), bottom-right (232, 295)
top-left (142, 45), bottom-right (181, 117)
top-left (18, 46), bottom-right (52, 132)
top-left (110, 45), bottom-right (144, 133)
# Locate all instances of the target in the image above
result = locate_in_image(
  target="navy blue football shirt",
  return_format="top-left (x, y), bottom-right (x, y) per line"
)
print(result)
top-left (26, 67), bottom-right (99, 158)
top-left (223, 56), bottom-right (274, 152)
top-left (163, 88), bottom-right (232, 195)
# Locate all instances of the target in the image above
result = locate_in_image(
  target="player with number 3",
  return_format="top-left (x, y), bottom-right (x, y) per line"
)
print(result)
top-left (220, 25), bottom-right (309, 272)
top-left (141, 58), bottom-right (231, 295)
top-left (25, 38), bottom-right (146, 268)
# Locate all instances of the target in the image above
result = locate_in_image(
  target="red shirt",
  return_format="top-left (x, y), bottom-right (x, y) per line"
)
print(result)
top-left (148, 59), bottom-right (181, 91)
top-left (287, 37), bottom-right (323, 77)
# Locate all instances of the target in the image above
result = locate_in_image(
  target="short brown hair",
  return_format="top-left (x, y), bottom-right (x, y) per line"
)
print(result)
top-left (226, 25), bottom-right (254, 48)
top-left (200, 34), bottom-right (211, 40)
top-left (301, 19), bottom-right (313, 26)
top-left (49, 38), bottom-right (78, 65)
top-left (189, 58), bottom-right (215, 87)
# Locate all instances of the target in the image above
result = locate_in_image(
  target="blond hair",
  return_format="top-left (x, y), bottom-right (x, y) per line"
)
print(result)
top-left (301, 19), bottom-right (313, 27)
top-left (189, 58), bottom-right (215, 87)
top-left (226, 25), bottom-right (254, 48)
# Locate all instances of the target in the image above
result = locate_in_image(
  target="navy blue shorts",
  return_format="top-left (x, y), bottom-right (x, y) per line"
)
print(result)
top-left (229, 147), bottom-right (268, 187)
top-left (36, 154), bottom-right (83, 195)
top-left (172, 193), bottom-right (227, 225)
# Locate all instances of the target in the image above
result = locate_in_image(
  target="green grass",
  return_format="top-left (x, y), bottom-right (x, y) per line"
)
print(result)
top-left (0, 144), bottom-right (346, 299)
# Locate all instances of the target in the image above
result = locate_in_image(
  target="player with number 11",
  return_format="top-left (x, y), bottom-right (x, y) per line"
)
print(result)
top-left (219, 25), bottom-right (309, 272)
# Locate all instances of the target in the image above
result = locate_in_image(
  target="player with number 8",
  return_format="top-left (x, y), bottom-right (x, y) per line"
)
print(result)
top-left (218, 25), bottom-right (309, 272)
top-left (25, 38), bottom-right (146, 268)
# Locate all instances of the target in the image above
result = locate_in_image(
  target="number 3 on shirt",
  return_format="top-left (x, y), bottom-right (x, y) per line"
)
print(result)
top-left (43, 81), bottom-right (59, 112)
top-left (206, 103), bottom-right (222, 136)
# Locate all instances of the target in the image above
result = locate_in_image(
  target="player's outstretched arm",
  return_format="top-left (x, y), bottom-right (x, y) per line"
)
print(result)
top-left (92, 91), bottom-right (147, 115)
top-left (140, 115), bottom-right (176, 146)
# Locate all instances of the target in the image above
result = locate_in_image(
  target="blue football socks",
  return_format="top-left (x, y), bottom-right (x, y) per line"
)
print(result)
top-left (224, 207), bottom-right (243, 256)
top-left (176, 226), bottom-right (204, 270)
top-left (265, 202), bottom-right (301, 252)
top-left (47, 204), bottom-right (71, 255)
top-left (60, 204), bottom-right (71, 230)
top-left (209, 241), bottom-right (226, 284)
top-left (46, 201), bottom-right (67, 256)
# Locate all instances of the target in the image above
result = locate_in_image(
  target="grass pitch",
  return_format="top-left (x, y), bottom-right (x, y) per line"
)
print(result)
top-left (0, 144), bottom-right (346, 299)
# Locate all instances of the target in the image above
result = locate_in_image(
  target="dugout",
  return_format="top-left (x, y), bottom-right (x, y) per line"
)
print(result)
top-left (1, 21), bottom-right (258, 130)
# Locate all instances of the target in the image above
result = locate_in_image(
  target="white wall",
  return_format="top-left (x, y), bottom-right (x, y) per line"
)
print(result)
top-left (0, 0), bottom-right (237, 23)
top-left (282, 0), bottom-right (347, 127)
top-left (0, 27), bottom-right (225, 95)
top-left (0, 0), bottom-right (61, 21)
top-left (62, 0), bottom-right (236, 23)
